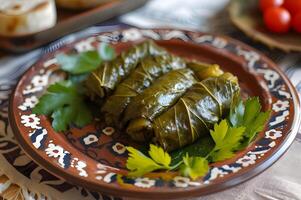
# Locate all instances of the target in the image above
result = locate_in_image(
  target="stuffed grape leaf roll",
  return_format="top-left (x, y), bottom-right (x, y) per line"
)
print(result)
top-left (101, 54), bottom-right (186, 126)
top-left (153, 75), bottom-right (240, 151)
top-left (187, 60), bottom-right (224, 80)
top-left (124, 68), bottom-right (198, 142)
top-left (85, 40), bottom-right (166, 99)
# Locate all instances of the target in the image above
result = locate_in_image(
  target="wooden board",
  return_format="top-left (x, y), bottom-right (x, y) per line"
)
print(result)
top-left (0, 0), bottom-right (148, 53)
top-left (229, 0), bottom-right (301, 52)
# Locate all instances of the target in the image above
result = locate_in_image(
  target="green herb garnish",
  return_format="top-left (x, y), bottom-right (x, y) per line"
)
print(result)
top-left (229, 97), bottom-right (271, 149)
top-left (33, 81), bottom-right (92, 132)
top-left (33, 43), bottom-right (116, 131)
top-left (56, 51), bottom-right (102, 74)
top-left (125, 97), bottom-right (270, 180)
top-left (208, 120), bottom-right (245, 162)
top-left (179, 155), bottom-right (209, 180)
top-left (56, 43), bottom-right (115, 74)
top-left (126, 144), bottom-right (172, 177)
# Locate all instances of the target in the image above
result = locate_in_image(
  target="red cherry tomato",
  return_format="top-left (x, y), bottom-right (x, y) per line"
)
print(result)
top-left (292, 12), bottom-right (301, 33)
top-left (283, 0), bottom-right (301, 16)
top-left (260, 0), bottom-right (284, 12)
top-left (264, 7), bottom-right (291, 33)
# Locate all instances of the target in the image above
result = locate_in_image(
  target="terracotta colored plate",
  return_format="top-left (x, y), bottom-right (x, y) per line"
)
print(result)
top-left (9, 28), bottom-right (301, 199)
top-left (229, 0), bottom-right (301, 52)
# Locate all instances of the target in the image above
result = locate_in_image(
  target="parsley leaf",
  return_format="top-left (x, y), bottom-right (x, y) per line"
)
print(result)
top-left (126, 145), bottom-right (171, 177)
top-left (56, 43), bottom-right (115, 75)
top-left (126, 145), bottom-right (209, 180)
top-left (32, 81), bottom-right (92, 132)
top-left (148, 144), bottom-right (171, 168)
top-left (229, 97), bottom-right (271, 148)
top-left (209, 120), bottom-right (245, 162)
top-left (210, 120), bottom-right (228, 147)
top-left (98, 42), bottom-right (116, 61)
top-left (210, 150), bottom-right (234, 162)
top-left (56, 51), bottom-right (102, 74)
top-left (179, 154), bottom-right (209, 180)
top-left (229, 99), bottom-right (245, 127)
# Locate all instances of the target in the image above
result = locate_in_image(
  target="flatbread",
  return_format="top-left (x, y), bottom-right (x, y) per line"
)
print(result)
top-left (0, 0), bottom-right (56, 36)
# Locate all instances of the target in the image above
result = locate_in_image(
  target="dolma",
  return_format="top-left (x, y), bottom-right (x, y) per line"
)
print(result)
top-left (124, 68), bottom-right (198, 142)
top-left (153, 75), bottom-right (240, 151)
top-left (187, 60), bottom-right (224, 80)
top-left (101, 54), bottom-right (186, 126)
top-left (85, 41), bottom-right (166, 99)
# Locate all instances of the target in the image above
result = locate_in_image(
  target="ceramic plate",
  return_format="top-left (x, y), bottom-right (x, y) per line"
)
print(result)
top-left (9, 28), bottom-right (300, 199)
top-left (229, 0), bottom-right (301, 52)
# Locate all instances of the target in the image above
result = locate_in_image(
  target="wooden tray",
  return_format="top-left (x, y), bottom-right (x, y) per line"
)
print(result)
top-left (0, 0), bottom-right (148, 53)
top-left (229, 0), bottom-right (301, 52)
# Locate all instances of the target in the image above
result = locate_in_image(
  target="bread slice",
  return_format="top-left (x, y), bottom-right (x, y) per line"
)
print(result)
top-left (0, 0), bottom-right (57, 36)
top-left (56, 0), bottom-right (109, 10)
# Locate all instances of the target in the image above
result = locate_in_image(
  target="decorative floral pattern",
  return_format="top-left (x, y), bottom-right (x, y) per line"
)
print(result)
top-left (75, 160), bottom-right (88, 177)
top-left (172, 176), bottom-right (201, 188)
top-left (134, 178), bottom-right (156, 188)
top-left (45, 142), bottom-right (71, 168)
top-left (273, 100), bottom-right (290, 112)
top-left (20, 114), bottom-right (41, 129)
top-left (112, 143), bottom-right (126, 155)
top-left (265, 129), bottom-right (282, 140)
top-left (75, 37), bottom-right (96, 52)
top-left (83, 134), bottom-right (99, 145)
top-left (18, 96), bottom-right (38, 111)
top-left (12, 28), bottom-right (298, 193)
top-left (22, 72), bottom-right (52, 95)
top-left (122, 29), bottom-right (143, 41)
top-left (102, 127), bottom-right (115, 136)
top-left (173, 176), bottom-right (190, 188)
top-left (32, 75), bottom-right (49, 88)
top-left (45, 142), bottom-right (66, 158)
top-left (236, 154), bottom-right (257, 167)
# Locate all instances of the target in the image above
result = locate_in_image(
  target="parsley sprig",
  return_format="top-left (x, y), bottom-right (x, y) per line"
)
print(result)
top-left (33, 81), bottom-right (92, 131)
top-left (126, 145), bottom-right (172, 177)
top-left (33, 43), bottom-right (115, 131)
top-left (125, 97), bottom-right (270, 180)
top-left (229, 97), bottom-right (271, 149)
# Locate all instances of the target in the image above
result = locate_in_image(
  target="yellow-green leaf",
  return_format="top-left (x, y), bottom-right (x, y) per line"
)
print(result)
top-left (180, 154), bottom-right (209, 180)
top-left (126, 146), bottom-right (170, 177)
top-left (211, 149), bottom-right (234, 162)
top-left (149, 144), bottom-right (171, 167)
top-left (210, 120), bottom-right (228, 146)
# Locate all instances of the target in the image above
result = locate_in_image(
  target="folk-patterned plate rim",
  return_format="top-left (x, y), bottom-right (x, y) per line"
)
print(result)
top-left (9, 28), bottom-right (301, 199)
